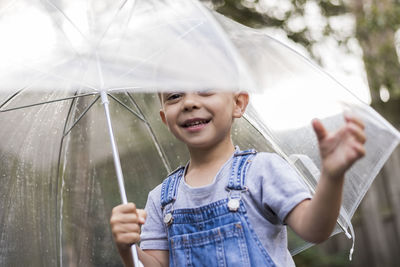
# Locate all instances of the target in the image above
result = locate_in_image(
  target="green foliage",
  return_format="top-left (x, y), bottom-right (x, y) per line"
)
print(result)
top-left (293, 246), bottom-right (348, 267)
top-left (318, 0), bottom-right (347, 17)
top-left (204, 0), bottom-right (351, 61)
top-left (200, 0), bottom-right (400, 264)
top-left (204, 0), bottom-right (400, 103)
top-left (353, 1), bottom-right (400, 102)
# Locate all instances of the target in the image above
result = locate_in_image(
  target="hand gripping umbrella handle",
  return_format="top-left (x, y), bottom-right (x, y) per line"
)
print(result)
top-left (101, 91), bottom-right (143, 267)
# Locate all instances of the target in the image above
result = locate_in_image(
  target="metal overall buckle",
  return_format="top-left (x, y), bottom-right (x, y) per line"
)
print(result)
top-left (226, 186), bottom-right (248, 212)
top-left (162, 198), bottom-right (175, 226)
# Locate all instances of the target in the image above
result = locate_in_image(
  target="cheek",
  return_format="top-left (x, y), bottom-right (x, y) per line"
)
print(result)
top-left (164, 118), bottom-right (174, 130)
top-left (218, 111), bottom-right (234, 126)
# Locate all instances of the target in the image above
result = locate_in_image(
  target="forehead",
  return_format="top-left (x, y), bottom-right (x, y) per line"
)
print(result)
top-left (158, 91), bottom-right (237, 106)
top-left (159, 91), bottom-right (234, 97)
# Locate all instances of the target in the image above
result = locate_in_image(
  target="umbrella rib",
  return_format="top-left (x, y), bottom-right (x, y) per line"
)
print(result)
top-left (107, 93), bottom-right (172, 172)
top-left (97, 0), bottom-right (137, 68)
top-left (47, 0), bottom-right (134, 82)
top-left (45, 0), bottom-right (89, 44)
top-left (126, 92), bottom-right (172, 173)
top-left (0, 88), bottom-right (24, 110)
top-left (0, 93), bottom-right (99, 112)
top-left (43, 0), bottom-right (91, 68)
top-left (90, 0), bottom-right (135, 51)
top-left (107, 94), bottom-right (146, 123)
top-left (63, 95), bottom-right (101, 137)
top-left (17, 62), bottom-right (99, 91)
top-left (117, 20), bottom-right (205, 80)
top-left (55, 92), bottom-right (80, 266)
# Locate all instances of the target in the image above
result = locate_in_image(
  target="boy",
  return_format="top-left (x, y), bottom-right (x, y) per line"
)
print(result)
top-left (110, 91), bottom-right (366, 266)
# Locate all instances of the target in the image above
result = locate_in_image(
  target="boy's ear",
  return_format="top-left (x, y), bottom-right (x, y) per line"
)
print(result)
top-left (159, 109), bottom-right (168, 126)
top-left (233, 92), bottom-right (249, 118)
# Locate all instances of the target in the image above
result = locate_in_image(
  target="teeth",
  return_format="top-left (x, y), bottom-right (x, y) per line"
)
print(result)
top-left (185, 120), bottom-right (207, 127)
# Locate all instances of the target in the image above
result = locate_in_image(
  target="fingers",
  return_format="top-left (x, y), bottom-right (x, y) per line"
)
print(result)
top-left (137, 209), bottom-right (147, 224)
top-left (112, 219), bottom-right (142, 234)
top-left (112, 202), bottom-right (137, 214)
top-left (113, 232), bottom-right (141, 247)
top-left (314, 114), bottom-right (367, 179)
top-left (353, 141), bottom-right (366, 158)
top-left (344, 114), bottom-right (365, 130)
top-left (313, 115), bottom-right (366, 144)
top-left (346, 120), bottom-right (367, 144)
top-left (312, 118), bottom-right (328, 141)
top-left (342, 114), bottom-right (367, 146)
top-left (110, 203), bottom-right (147, 247)
top-left (340, 116), bottom-right (366, 168)
top-left (111, 203), bottom-right (147, 225)
top-left (111, 203), bottom-right (147, 223)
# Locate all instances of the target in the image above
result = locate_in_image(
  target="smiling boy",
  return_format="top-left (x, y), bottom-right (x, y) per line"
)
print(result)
top-left (110, 91), bottom-right (366, 267)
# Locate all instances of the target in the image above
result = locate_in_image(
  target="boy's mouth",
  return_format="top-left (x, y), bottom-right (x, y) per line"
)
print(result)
top-left (181, 118), bottom-right (211, 128)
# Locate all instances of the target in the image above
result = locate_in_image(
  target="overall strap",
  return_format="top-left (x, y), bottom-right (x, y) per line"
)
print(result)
top-left (227, 149), bottom-right (257, 190)
top-left (160, 167), bottom-right (185, 208)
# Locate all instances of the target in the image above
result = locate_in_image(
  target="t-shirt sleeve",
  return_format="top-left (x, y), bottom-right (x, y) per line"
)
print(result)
top-left (254, 153), bottom-right (312, 224)
top-left (139, 184), bottom-right (169, 251)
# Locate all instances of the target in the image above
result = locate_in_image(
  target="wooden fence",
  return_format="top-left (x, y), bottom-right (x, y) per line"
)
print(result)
top-left (319, 146), bottom-right (400, 267)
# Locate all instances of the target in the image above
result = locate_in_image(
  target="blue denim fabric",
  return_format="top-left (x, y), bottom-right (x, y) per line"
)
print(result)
top-left (161, 150), bottom-right (276, 267)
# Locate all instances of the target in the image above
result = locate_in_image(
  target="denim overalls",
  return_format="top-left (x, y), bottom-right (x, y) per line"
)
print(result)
top-left (160, 149), bottom-right (276, 267)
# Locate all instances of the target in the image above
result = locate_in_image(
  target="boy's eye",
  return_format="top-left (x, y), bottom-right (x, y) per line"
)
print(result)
top-left (166, 93), bottom-right (183, 101)
top-left (197, 89), bottom-right (215, 96)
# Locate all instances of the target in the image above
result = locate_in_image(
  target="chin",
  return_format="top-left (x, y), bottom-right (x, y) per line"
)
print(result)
top-left (185, 140), bottom-right (215, 149)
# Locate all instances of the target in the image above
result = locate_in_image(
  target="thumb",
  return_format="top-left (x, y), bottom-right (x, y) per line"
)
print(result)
top-left (312, 118), bottom-right (327, 142)
top-left (137, 209), bottom-right (147, 224)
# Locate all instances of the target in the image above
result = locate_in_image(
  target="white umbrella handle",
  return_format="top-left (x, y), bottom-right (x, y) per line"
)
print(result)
top-left (101, 91), bottom-right (143, 267)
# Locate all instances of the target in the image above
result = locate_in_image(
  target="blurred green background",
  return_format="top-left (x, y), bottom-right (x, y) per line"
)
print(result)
top-left (203, 0), bottom-right (400, 266)
top-left (0, 1), bottom-right (399, 266)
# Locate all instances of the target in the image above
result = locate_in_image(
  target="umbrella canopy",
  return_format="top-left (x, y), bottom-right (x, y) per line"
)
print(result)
top-left (0, 0), bottom-right (399, 266)
top-left (0, 0), bottom-right (256, 93)
top-left (0, 91), bottom-right (280, 266)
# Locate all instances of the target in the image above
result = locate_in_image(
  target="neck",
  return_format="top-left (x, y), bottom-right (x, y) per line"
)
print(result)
top-left (187, 138), bottom-right (235, 171)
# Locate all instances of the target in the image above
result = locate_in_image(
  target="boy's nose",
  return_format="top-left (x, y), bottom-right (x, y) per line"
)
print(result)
top-left (182, 93), bottom-right (200, 111)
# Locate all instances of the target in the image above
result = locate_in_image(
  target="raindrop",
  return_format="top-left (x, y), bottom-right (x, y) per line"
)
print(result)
top-left (379, 85), bottom-right (390, 102)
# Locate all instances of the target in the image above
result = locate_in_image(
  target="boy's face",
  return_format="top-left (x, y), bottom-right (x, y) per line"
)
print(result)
top-left (159, 91), bottom-right (249, 149)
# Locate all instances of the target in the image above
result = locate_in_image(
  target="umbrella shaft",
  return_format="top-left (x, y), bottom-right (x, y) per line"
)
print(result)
top-left (100, 91), bottom-right (141, 266)
top-left (101, 91), bottom-right (128, 204)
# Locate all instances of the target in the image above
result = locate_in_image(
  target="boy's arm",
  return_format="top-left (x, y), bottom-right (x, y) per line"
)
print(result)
top-left (111, 203), bottom-right (169, 267)
top-left (117, 246), bottom-right (168, 267)
top-left (286, 115), bottom-right (366, 243)
top-left (285, 173), bottom-right (345, 243)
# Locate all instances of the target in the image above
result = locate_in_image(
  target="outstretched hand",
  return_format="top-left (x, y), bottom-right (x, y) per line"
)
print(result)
top-left (312, 114), bottom-right (366, 179)
top-left (286, 115), bottom-right (367, 244)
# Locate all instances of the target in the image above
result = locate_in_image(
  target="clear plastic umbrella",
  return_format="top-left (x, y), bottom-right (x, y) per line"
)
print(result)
top-left (0, 0), bottom-right (399, 266)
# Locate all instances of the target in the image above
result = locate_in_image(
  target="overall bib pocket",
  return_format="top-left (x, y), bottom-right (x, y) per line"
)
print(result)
top-left (169, 222), bottom-right (251, 267)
